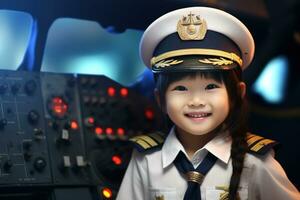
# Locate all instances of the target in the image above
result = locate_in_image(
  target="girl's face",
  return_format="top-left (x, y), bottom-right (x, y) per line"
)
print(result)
top-left (165, 74), bottom-right (229, 136)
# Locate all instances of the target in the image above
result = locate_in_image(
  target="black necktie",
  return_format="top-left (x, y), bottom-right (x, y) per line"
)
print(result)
top-left (173, 151), bottom-right (217, 200)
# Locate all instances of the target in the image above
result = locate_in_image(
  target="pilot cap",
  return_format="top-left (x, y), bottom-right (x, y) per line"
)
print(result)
top-left (140, 7), bottom-right (255, 73)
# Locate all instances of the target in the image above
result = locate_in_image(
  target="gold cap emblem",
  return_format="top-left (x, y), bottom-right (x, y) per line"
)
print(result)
top-left (177, 12), bottom-right (207, 40)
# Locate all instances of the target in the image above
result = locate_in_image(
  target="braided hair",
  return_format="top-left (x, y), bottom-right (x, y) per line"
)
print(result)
top-left (154, 68), bottom-right (248, 200)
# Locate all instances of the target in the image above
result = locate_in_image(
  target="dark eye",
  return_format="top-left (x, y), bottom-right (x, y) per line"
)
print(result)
top-left (205, 84), bottom-right (219, 90)
top-left (173, 85), bottom-right (187, 91)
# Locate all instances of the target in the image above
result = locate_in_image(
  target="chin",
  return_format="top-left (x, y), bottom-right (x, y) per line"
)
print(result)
top-left (185, 129), bottom-right (213, 136)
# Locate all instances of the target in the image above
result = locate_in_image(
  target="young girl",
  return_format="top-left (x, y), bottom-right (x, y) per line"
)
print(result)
top-left (116, 7), bottom-right (300, 200)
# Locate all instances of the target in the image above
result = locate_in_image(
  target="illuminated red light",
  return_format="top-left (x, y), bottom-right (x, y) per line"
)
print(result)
top-left (120, 88), bottom-right (128, 97)
top-left (107, 87), bottom-right (116, 97)
top-left (102, 187), bottom-right (112, 199)
top-left (88, 117), bottom-right (95, 124)
top-left (70, 120), bottom-right (78, 130)
top-left (145, 109), bottom-right (154, 120)
top-left (105, 127), bottom-right (113, 135)
top-left (112, 155), bottom-right (122, 165)
top-left (53, 97), bottom-right (62, 104)
top-left (52, 97), bottom-right (68, 117)
top-left (95, 127), bottom-right (103, 135)
top-left (117, 128), bottom-right (125, 136)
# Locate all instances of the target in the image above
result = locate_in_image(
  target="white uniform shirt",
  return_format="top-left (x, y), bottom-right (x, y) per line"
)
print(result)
top-left (116, 128), bottom-right (300, 200)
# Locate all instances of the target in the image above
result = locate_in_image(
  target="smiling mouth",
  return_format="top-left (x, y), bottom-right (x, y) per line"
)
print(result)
top-left (185, 112), bottom-right (212, 118)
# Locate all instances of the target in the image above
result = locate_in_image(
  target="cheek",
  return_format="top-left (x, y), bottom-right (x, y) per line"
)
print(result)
top-left (165, 94), bottom-right (184, 114)
top-left (210, 91), bottom-right (229, 110)
top-left (215, 93), bottom-right (230, 115)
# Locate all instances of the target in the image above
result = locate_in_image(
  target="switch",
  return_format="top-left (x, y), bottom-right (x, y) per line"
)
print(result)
top-left (61, 129), bottom-right (70, 141)
top-left (56, 129), bottom-right (71, 144)
top-left (3, 159), bottom-right (13, 172)
top-left (28, 110), bottom-right (40, 124)
top-left (0, 118), bottom-right (7, 129)
top-left (83, 96), bottom-right (91, 105)
top-left (91, 96), bottom-right (98, 106)
top-left (63, 156), bottom-right (71, 167)
top-left (75, 156), bottom-right (87, 167)
top-left (58, 156), bottom-right (72, 172)
top-left (34, 128), bottom-right (44, 140)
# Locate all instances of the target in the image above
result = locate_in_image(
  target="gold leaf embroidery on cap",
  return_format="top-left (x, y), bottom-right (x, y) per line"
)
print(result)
top-left (177, 12), bottom-right (207, 40)
top-left (198, 57), bottom-right (233, 66)
top-left (154, 59), bottom-right (183, 68)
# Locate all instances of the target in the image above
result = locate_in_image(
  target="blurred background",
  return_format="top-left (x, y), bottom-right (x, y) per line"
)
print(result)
top-left (0, 0), bottom-right (299, 199)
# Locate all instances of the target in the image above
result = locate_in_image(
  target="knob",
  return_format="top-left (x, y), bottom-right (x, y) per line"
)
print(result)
top-left (3, 159), bottom-right (13, 172)
top-left (24, 80), bottom-right (37, 95)
top-left (34, 128), bottom-right (44, 140)
top-left (11, 83), bottom-right (21, 94)
top-left (0, 84), bottom-right (8, 95)
top-left (28, 110), bottom-right (40, 124)
top-left (0, 118), bottom-right (7, 129)
top-left (33, 157), bottom-right (47, 172)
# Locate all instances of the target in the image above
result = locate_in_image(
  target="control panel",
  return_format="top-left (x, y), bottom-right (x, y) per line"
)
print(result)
top-left (0, 71), bottom-right (51, 185)
top-left (0, 70), bottom-right (163, 200)
top-left (78, 75), bottom-right (162, 193)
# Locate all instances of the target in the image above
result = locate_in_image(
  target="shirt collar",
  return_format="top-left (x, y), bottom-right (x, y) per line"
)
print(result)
top-left (162, 127), bottom-right (232, 168)
top-left (203, 131), bottom-right (232, 164)
top-left (162, 127), bottom-right (185, 168)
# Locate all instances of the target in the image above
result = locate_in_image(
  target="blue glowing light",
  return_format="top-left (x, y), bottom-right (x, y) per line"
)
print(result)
top-left (42, 18), bottom-right (145, 86)
top-left (0, 10), bottom-right (33, 70)
top-left (253, 56), bottom-right (289, 103)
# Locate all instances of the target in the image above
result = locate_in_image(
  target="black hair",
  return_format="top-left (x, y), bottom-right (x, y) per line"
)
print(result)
top-left (154, 68), bottom-right (248, 200)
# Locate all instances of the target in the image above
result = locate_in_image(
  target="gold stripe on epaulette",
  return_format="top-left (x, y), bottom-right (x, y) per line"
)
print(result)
top-left (129, 137), bottom-right (139, 142)
top-left (139, 135), bottom-right (158, 147)
top-left (149, 133), bottom-right (164, 144)
top-left (246, 133), bottom-right (256, 140)
top-left (247, 135), bottom-right (263, 147)
top-left (135, 139), bottom-right (151, 149)
top-left (250, 139), bottom-right (275, 152)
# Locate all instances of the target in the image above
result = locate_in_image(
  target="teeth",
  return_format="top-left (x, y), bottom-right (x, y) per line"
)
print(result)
top-left (187, 113), bottom-right (209, 118)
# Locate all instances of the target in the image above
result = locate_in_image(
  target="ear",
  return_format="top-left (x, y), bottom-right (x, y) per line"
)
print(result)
top-left (238, 82), bottom-right (246, 99)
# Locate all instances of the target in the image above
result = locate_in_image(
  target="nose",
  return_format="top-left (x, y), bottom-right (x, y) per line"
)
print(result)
top-left (188, 95), bottom-right (206, 107)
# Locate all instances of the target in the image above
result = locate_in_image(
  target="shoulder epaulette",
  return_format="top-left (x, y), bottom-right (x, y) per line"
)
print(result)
top-left (129, 132), bottom-right (167, 153)
top-left (246, 133), bottom-right (279, 155)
